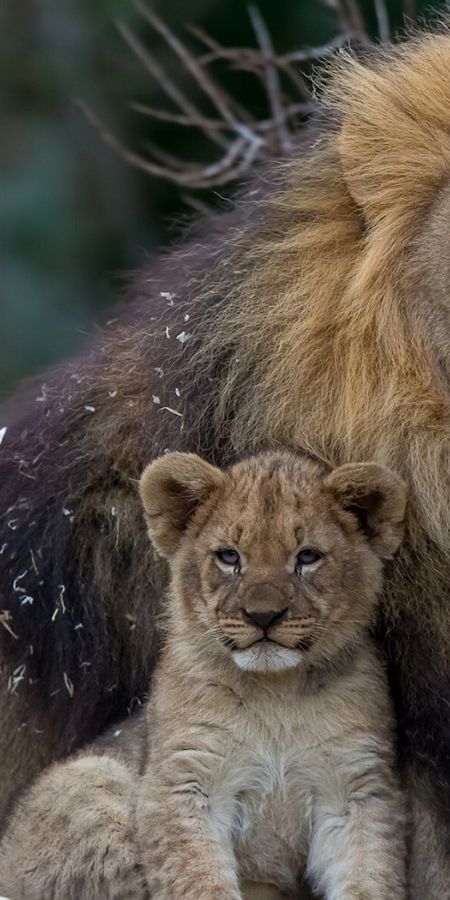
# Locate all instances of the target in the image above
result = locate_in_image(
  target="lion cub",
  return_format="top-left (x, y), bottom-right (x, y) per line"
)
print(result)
top-left (0, 451), bottom-right (407, 900)
top-left (136, 450), bottom-right (407, 899)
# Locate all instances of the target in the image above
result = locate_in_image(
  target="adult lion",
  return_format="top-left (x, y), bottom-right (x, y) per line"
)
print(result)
top-left (1, 28), bottom-right (450, 897)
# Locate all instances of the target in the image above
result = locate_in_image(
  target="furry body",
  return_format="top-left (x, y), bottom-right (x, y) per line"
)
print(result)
top-left (0, 452), bottom-right (407, 899)
top-left (0, 651), bottom-right (404, 900)
top-left (0, 716), bottom-right (148, 900)
top-left (1, 26), bottom-right (450, 897)
top-left (138, 642), bottom-right (405, 900)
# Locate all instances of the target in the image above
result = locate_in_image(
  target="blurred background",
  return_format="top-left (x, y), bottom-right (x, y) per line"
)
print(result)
top-left (0, 0), bottom-right (442, 398)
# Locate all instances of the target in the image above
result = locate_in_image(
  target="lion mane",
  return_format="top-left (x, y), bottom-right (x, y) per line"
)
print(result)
top-left (2, 26), bottom-right (450, 895)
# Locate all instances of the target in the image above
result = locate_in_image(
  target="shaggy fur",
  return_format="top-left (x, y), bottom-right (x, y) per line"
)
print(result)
top-left (0, 451), bottom-right (407, 900)
top-left (2, 24), bottom-right (450, 896)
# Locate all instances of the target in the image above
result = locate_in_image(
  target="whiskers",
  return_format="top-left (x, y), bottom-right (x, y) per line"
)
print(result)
top-left (176, 611), bottom-right (370, 669)
top-left (296, 635), bottom-right (315, 652)
top-left (273, 613), bottom-right (370, 653)
top-left (218, 633), bottom-right (238, 651)
top-left (217, 615), bottom-right (258, 651)
top-left (269, 616), bottom-right (317, 652)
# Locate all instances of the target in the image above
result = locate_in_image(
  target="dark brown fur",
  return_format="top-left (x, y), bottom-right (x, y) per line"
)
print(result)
top-left (2, 27), bottom-right (450, 896)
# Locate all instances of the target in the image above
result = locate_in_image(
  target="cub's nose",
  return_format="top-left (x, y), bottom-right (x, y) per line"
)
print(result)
top-left (242, 608), bottom-right (288, 631)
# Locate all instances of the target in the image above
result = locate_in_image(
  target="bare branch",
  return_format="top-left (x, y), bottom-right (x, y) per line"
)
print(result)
top-left (131, 101), bottom-right (313, 134)
top-left (141, 141), bottom-right (200, 171)
top-left (78, 100), bottom-right (262, 189)
top-left (189, 23), bottom-right (322, 100)
top-left (130, 102), bottom-right (228, 132)
top-left (77, 99), bottom-right (190, 184)
top-left (83, 1), bottom-right (416, 196)
top-left (117, 21), bottom-right (227, 148)
top-left (185, 26), bottom-right (260, 122)
top-left (280, 32), bottom-right (354, 64)
top-left (248, 5), bottom-right (291, 154)
top-left (374, 0), bottom-right (391, 43)
top-left (194, 45), bottom-right (268, 74)
top-left (133, 1), bottom-right (257, 137)
top-left (257, 102), bottom-right (316, 130)
top-left (187, 26), bottom-right (259, 71)
top-left (189, 25), bottom-right (348, 100)
top-left (194, 140), bottom-right (261, 189)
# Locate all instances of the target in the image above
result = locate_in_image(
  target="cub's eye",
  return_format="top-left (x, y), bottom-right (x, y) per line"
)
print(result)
top-left (296, 548), bottom-right (323, 569)
top-left (216, 548), bottom-right (241, 568)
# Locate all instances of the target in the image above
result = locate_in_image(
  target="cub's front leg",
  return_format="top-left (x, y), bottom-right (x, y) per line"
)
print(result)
top-left (137, 730), bottom-right (241, 900)
top-left (306, 743), bottom-right (407, 900)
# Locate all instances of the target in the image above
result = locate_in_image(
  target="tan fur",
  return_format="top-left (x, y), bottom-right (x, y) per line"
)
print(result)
top-left (185, 41), bottom-right (450, 893)
top-left (3, 26), bottom-right (450, 898)
top-left (0, 452), bottom-right (407, 899)
top-left (136, 452), bottom-right (407, 899)
top-left (196, 33), bottom-right (450, 554)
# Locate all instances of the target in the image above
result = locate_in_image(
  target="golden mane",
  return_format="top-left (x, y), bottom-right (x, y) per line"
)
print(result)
top-left (4, 29), bottom-right (450, 891)
top-left (195, 32), bottom-right (450, 552)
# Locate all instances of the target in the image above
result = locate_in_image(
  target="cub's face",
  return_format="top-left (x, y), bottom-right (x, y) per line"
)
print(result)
top-left (140, 452), bottom-right (406, 675)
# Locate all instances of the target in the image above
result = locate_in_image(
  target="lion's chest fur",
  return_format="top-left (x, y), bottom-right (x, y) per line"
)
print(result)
top-left (200, 667), bottom-right (382, 890)
top-left (226, 727), bottom-right (314, 888)
top-left (149, 647), bottom-right (389, 892)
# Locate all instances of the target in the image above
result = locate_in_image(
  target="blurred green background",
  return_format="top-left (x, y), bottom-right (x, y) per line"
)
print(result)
top-left (0, 0), bottom-right (442, 398)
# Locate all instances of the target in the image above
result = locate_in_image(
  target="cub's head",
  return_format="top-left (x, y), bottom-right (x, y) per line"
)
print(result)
top-left (139, 451), bottom-right (406, 674)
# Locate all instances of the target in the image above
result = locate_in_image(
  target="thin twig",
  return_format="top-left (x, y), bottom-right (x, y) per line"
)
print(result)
top-left (187, 25), bottom-right (263, 117)
top-left (189, 25), bottom-right (348, 99)
top-left (78, 99), bottom-right (261, 188)
top-left (133, 1), bottom-right (258, 138)
top-left (248, 5), bottom-right (291, 154)
top-left (131, 100), bottom-right (313, 134)
top-left (130, 102), bottom-right (228, 131)
top-left (83, 2), bottom-right (417, 193)
top-left (196, 44), bottom-right (267, 71)
top-left (117, 20), bottom-right (227, 148)
top-left (374, 0), bottom-right (391, 43)
top-left (280, 32), bottom-right (354, 63)
top-left (191, 140), bottom-right (262, 189)
top-left (141, 141), bottom-right (200, 171)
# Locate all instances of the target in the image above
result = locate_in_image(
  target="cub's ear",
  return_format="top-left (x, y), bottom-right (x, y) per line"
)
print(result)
top-left (324, 462), bottom-right (407, 559)
top-left (139, 452), bottom-right (224, 558)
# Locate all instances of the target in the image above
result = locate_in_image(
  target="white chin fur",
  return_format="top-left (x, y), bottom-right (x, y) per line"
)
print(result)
top-left (232, 644), bottom-right (302, 673)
